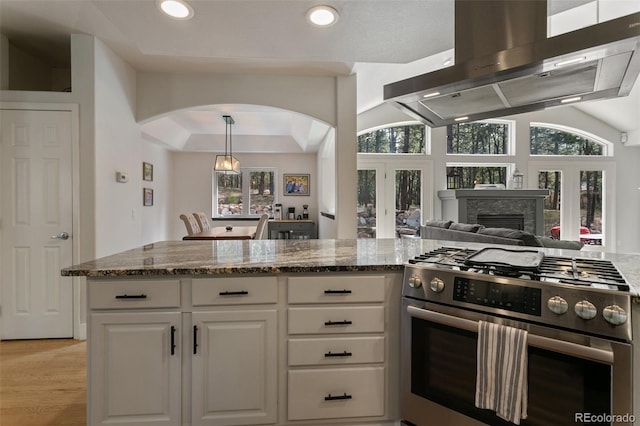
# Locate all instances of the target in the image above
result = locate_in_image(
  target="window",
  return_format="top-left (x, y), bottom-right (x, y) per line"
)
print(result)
top-left (446, 165), bottom-right (508, 188)
top-left (446, 120), bottom-right (513, 154)
top-left (530, 124), bottom-right (608, 155)
top-left (358, 124), bottom-right (426, 154)
top-left (213, 168), bottom-right (276, 217)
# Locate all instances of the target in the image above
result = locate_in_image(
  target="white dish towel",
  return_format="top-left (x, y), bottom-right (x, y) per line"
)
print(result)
top-left (475, 320), bottom-right (528, 425)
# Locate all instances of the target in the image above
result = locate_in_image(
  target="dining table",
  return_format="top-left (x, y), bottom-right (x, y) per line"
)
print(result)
top-left (182, 226), bottom-right (257, 240)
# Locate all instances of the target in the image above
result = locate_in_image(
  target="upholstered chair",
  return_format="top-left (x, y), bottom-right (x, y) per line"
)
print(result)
top-left (193, 212), bottom-right (211, 231)
top-left (179, 213), bottom-right (202, 235)
top-left (254, 213), bottom-right (270, 240)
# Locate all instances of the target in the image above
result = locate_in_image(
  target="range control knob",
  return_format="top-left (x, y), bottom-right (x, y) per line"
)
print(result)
top-left (547, 296), bottom-right (568, 315)
top-left (430, 277), bottom-right (445, 293)
top-left (574, 300), bottom-right (597, 320)
top-left (408, 275), bottom-right (422, 288)
top-left (603, 305), bottom-right (627, 326)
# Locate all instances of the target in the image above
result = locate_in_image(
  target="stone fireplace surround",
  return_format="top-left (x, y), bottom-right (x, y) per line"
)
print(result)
top-left (438, 189), bottom-right (550, 235)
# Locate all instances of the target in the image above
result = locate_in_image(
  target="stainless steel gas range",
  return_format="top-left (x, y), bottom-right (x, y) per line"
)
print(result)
top-left (401, 246), bottom-right (633, 426)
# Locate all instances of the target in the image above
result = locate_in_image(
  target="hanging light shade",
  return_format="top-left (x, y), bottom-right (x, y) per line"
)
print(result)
top-left (214, 115), bottom-right (240, 173)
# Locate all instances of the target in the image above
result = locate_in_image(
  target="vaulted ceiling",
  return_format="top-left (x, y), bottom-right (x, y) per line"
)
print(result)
top-left (1, 0), bottom-right (638, 152)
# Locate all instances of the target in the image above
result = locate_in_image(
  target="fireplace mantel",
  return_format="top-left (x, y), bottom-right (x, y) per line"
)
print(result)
top-left (438, 189), bottom-right (550, 235)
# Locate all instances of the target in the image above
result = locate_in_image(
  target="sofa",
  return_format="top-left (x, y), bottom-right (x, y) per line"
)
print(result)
top-left (420, 220), bottom-right (584, 250)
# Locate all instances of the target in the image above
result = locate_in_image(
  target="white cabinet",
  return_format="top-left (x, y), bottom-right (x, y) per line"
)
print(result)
top-left (89, 311), bottom-right (182, 426)
top-left (287, 275), bottom-right (387, 422)
top-left (191, 310), bottom-right (277, 426)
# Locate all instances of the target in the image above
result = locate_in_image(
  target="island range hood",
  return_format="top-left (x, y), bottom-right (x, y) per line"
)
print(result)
top-left (383, 1), bottom-right (640, 127)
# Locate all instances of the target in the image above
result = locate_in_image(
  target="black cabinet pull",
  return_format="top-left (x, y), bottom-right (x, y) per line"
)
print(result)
top-left (324, 320), bottom-right (352, 326)
top-left (170, 326), bottom-right (176, 356)
top-left (193, 325), bottom-right (198, 355)
top-left (219, 290), bottom-right (249, 296)
top-left (325, 393), bottom-right (352, 401)
top-left (324, 351), bottom-right (352, 358)
top-left (324, 289), bottom-right (352, 294)
top-left (115, 294), bottom-right (147, 299)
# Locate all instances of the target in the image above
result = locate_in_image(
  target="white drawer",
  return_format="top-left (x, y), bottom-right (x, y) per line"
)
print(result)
top-left (288, 336), bottom-right (385, 366)
top-left (89, 279), bottom-right (181, 310)
top-left (288, 275), bottom-right (385, 304)
top-left (192, 276), bottom-right (277, 306)
top-left (288, 306), bottom-right (384, 334)
top-left (288, 367), bottom-right (385, 420)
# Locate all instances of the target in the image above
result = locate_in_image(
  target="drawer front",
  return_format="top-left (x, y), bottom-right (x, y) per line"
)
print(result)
top-left (192, 276), bottom-right (277, 306)
top-left (89, 279), bottom-right (181, 309)
top-left (288, 275), bottom-right (385, 304)
top-left (288, 336), bottom-right (385, 366)
top-left (288, 367), bottom-right (385, 420)
top-left (288, 306), bottom-right (384, 334)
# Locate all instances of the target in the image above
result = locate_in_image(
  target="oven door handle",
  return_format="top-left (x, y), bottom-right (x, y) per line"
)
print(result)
top-left (407, 305), bottom-right (614, 365)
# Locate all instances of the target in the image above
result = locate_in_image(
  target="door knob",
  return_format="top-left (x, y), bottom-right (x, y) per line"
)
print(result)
top-left (51, 232), bottom-right (70, 240)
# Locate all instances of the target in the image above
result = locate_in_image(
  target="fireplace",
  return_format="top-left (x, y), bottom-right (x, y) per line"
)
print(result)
top-left (438, 189), bottom-right (549, 235)
top-left (476, 214), bottom-right (524, 230)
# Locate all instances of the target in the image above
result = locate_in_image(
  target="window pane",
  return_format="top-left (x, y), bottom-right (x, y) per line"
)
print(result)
top-left (358, 125), bottom-right (425, 153)
top-left (446, 166), bottom-right (507, 188)
top-left (217, 173), bottom-right (243, 216)
top-left (580, 170), bottom-right (603, 246)
top-left (249, 171), bottom-right (275, 215)
top-left (538, 171), bottom-right (562, 239)
top-left (446, 122), bottom-right (509, 154)
top-left (530, 126), bottom-right (604, 155)
top-left (396, 170), bottom-right (421, 237)
top-left (357, 170), bottom-right (377, 238)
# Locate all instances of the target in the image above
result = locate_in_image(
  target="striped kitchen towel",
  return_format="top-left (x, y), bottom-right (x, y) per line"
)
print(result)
top-left (475, 320), bottom-right (528, 425)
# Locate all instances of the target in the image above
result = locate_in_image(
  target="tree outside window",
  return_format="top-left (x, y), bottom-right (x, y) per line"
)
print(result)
top-left (214, 169), bottom-right (276, 217)
top-left (446, 121), bottom-right (510, 154)
top-left (358, 124), bottom-right (425, 154)
top-left (530, 126), bottom-right (604, 155)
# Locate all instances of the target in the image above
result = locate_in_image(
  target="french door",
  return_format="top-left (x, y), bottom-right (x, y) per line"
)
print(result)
top-left (529, 161), bottom-right (615, 250)
top-left (357, 159), bottom-right (432, 239)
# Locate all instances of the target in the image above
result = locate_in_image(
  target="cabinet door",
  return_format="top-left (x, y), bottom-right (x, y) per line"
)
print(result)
top-left (192, 310), bottom-right (277, 426)
top-left (89, 312), bottom-right (181, 426)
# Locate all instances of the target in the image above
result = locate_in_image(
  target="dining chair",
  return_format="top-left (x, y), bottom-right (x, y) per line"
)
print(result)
top-left (179, 213), bottom-right (202, 235)
top-left (254, 213), bottom-right (269, 240)
top-left (192, 212), bottom-right (211, 231)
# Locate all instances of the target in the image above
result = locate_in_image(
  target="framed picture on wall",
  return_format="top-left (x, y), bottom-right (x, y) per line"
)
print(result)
top-left (283, 174), bottom-right (310, 196)
top-left (143, 188), bottom-right (154, 206)
top-left (143, 162), bottom-right (153, 181)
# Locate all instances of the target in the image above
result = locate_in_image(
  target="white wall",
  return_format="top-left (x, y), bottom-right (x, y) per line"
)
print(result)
top-left (170, 152), bottom-right (317, 240)
top-left (141, 139), bottom-right (172, 245)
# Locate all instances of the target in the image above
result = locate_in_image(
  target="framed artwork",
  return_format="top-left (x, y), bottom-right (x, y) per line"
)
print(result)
top-left (143, 162), bottom-right (153, 181)
top-left (283, 174), bottom-right (310, 196)
top-left (143, 188), bottom-right (154, 206)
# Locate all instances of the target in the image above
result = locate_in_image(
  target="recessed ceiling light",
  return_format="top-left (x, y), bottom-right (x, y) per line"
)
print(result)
top-left (157, 0), bottom-right (194, 20)
top-left (307, 5), bottom-right (339, 27)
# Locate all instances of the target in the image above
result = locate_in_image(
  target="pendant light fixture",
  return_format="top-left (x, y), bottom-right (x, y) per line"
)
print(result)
top-left (214, 115), bottom-right (240, 174)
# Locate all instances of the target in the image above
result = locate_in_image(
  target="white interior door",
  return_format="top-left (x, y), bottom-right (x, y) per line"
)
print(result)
top-left (1, 109), bottom-right (74, 339)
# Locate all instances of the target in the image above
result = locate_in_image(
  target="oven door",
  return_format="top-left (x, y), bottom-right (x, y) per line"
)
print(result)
top-left (401, 298), bottom-right (633, 426)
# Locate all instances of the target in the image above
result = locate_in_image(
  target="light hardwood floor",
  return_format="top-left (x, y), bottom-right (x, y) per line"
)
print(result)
top-left (0, 339), bottom-right (86, 426)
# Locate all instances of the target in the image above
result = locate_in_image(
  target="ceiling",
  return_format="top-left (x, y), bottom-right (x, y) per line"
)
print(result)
top-left (1, 0), bottom-right (638, 152)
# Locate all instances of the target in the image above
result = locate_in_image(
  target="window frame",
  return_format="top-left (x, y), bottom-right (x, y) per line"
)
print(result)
top-left (212, 167), bottom-right (278, 219)
top-left (357, 121), bottom-right (431, 156)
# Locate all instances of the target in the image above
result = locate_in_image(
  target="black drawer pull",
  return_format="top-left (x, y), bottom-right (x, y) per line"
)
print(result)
top-left (193, 325), bottom-right (198, 355)
top-left (170, 326), bottom-right (176, 356)
top-left (324, 320), bottom-right (352, 326)
top-left (324, 351), bottom-right (352, 358)
top-left (115, 294), bottom-right (147, 299)
top-left (219, 290), bottom-right (249, 296)
top-left (325, 393), bottom-right (352, 401)
top-left (324, 289), bottom-right (352, 294)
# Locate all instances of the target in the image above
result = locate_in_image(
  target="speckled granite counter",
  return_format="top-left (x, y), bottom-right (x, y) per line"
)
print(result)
top-left (61, 239), bottom-right (640, 294)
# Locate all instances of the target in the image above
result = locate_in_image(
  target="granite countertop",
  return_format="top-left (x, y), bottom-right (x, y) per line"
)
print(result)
top-left (61, 239), bottom-right (640, 295)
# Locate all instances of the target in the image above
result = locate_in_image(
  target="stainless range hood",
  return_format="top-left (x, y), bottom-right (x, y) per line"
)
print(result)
top-left (383, 1), bottom-right (640, 127)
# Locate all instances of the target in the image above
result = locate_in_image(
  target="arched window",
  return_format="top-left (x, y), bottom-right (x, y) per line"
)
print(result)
top-left (357, 124), bottom-right (426, 154)
top-left (529, 123), bottom-right (611, 156)
top-left (447, 120), bottom-right (514, 155)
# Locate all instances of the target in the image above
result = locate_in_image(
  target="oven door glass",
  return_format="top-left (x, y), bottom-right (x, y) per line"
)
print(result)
top-left (411, 318), bottom-right (611, 426)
